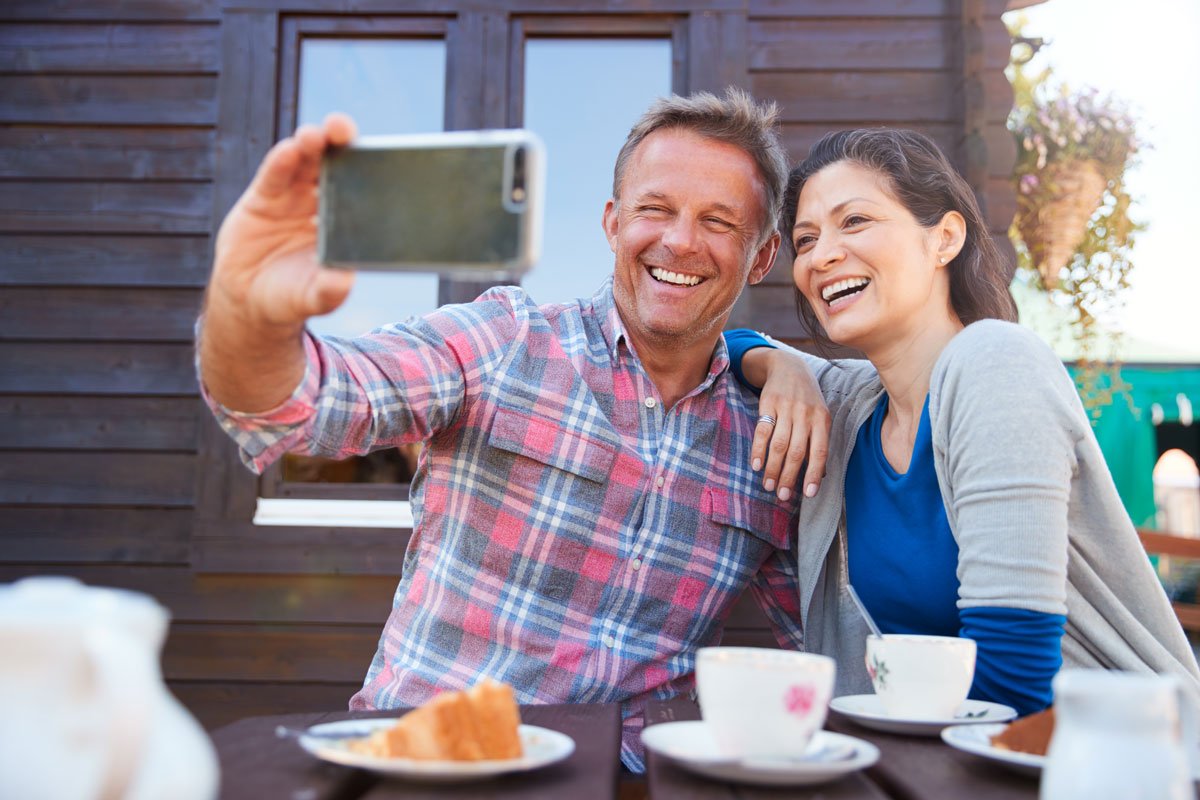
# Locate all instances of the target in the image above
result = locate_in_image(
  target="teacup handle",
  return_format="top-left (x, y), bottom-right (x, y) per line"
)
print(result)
top-left (84, 626), bottom-right (154, 800)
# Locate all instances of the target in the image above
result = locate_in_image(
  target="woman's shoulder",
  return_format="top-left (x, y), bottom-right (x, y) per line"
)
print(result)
top-left (943, 318), bottom-right (1056, 359)
top-left (936, 319), bottom-right (1066, 382)
top-left (931, 319), bottom-right (1082, 421)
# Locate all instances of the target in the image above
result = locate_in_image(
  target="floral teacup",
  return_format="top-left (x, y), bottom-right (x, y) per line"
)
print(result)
top-left (866, 634), bottom-right (976, 720)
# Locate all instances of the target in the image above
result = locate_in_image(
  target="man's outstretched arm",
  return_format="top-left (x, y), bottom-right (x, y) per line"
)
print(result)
top-left (199, 113), bottom-right (358, 412)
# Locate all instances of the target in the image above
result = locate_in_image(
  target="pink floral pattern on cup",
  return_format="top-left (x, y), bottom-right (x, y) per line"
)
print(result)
top-left (784, 683), bottom-right (816, 717)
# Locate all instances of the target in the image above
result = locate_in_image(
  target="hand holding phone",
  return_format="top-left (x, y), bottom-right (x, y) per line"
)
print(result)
top-left (318, 130), bottom-right (545, 279)
top-left (201, 113), bottom-right (359, 414)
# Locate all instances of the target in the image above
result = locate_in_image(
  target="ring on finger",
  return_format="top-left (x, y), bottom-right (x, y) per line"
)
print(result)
top-left (756, 414), bottom-right (777, 427)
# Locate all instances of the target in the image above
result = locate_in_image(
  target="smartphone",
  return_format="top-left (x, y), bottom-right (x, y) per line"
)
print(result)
top-left (317, 129), bottom-right (545, 278)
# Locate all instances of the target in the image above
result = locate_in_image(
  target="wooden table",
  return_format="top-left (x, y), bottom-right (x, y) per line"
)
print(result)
top-left (211, 703), bottom-right (622, 800)
top-left (645, 697), bottom-right (1040, 800)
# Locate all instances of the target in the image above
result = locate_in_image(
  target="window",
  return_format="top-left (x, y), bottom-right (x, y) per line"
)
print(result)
top-left (266, 24), bottom-right (453, 500)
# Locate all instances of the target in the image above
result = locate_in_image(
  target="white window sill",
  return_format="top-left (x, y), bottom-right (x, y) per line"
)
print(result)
top-left (253, 498), bottom-right (414, 528)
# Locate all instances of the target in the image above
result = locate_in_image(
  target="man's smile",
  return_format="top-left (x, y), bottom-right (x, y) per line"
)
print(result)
top-left (648, 266), bottom-right (704, 287)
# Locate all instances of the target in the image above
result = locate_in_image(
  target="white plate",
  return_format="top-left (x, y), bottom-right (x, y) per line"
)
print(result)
top-left (641, 720), bottom-right (879, 787)
top-left (829, 695), bottom-right (1017, 736)
top-left (940, 723), bottom-right (1044, 777)
top-left (942, 723), bottom-right (1200, 781)
top-left (295, 719), bottom-right (574, 782)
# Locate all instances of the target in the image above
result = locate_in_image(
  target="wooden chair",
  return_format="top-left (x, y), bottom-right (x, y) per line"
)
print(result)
top-left (1138, 529), bottom-right (1200, 633)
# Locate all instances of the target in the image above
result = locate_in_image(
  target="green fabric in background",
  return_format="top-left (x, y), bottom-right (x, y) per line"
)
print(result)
top-left (1074, 365), bottom-right (1200, 529)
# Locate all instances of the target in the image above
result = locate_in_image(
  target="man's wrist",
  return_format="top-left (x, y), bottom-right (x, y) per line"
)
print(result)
top-left (197, 298), bottom-right (308, 413)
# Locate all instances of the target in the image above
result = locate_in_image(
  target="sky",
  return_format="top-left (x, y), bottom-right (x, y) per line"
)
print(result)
top-left (1010, 0), bottom-right (1200, 350)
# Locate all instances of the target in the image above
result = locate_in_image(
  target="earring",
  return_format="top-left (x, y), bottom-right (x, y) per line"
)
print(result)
top-left (939, 257), bottom-right (946, 264)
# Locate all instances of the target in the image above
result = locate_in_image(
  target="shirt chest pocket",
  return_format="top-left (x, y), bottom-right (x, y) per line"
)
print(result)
top-left (483, 406), bottom-right (634, 554)
top-left (488, 406), bottom-right (618, 481)
top-left (701, 485), bottom-right (794, 553)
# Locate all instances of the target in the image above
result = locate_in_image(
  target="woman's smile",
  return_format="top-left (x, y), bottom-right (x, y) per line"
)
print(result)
top-left (820, 276), bottom-right (872, 309)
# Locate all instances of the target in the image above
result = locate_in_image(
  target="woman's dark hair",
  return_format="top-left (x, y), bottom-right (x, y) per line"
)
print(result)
top-left (780, 128), bottom-right (1017, 350)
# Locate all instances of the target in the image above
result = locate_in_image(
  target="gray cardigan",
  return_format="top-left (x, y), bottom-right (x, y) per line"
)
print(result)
top-left (790, 319), bottom-right (1200, 712)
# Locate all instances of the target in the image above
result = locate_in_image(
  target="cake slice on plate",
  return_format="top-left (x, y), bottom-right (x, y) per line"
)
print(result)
top-left (352, 679), bottom-right (523, 760)
top-left (989, 707), bottom-right (1055, 756)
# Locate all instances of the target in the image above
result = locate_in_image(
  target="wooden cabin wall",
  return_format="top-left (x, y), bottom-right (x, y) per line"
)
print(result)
top-left (0, 0), bottom-right (1021, 731)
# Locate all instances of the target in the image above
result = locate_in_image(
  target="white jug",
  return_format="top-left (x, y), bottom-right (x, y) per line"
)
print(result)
top-left (1041, 668), bottom-right (1196, 800)
top-left (0, 576), bottom-right (219, 800)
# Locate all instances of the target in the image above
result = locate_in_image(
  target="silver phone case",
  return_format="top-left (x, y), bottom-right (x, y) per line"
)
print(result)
top-left (318, 129), bottom-right (545, 278)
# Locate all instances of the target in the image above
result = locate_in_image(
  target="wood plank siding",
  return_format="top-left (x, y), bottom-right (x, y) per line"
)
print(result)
top-left (0, 0), bottom-right (1028, 731)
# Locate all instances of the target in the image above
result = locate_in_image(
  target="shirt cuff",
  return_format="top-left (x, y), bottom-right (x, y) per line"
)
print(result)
top-left (961, 606), bottom-right (1065, 716)
top-left (723, 329), bottom-right (776, 393)
top-left (194, 318), bottom-right (322, 472)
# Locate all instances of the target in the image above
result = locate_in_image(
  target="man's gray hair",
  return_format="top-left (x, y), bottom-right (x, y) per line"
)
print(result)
top-left (612, 87), bottom-right (787, 243)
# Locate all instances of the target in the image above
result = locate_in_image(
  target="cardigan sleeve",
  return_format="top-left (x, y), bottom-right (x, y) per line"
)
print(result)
top-left (930, 320), bottom-right (1083, 617)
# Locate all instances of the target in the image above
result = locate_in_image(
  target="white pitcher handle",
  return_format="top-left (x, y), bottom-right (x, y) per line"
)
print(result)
top-left (84, 626), bottom-right (154, 800)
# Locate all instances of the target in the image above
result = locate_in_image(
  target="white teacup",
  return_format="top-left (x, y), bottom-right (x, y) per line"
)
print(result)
top-left (695, 647), bottom-right (836, 760)
top-left (865, 634), bottom-right (976, 720)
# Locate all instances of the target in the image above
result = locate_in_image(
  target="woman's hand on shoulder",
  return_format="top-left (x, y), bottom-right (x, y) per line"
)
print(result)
top-left (745, 347), bottom-right (831, 501)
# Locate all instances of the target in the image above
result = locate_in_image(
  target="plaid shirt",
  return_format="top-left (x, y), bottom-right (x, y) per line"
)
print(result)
top-left (203, 279), bottom-right (803, 771)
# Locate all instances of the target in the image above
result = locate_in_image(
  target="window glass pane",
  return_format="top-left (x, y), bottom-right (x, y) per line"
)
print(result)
top-left (298, 38), bottom-right (445, 337)
top-left (521, 39), bottom-right (672, 305)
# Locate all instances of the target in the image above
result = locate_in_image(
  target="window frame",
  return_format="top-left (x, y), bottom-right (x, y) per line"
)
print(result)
top-left (505, 14), bottom-right (689, 127)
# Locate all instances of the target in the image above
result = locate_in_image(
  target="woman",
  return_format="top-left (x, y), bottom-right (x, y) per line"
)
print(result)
top-left (728, 128), bottom-right (1200, 716)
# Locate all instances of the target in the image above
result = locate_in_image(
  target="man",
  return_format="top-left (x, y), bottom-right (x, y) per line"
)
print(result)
top-left (197, 88), bottom-right (828, 771)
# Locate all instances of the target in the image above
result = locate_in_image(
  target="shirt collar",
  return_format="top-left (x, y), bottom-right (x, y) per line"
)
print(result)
top-left (592, 276), bottom-right (731, 393)
top-left (591, 276), bottom-right (627, 363)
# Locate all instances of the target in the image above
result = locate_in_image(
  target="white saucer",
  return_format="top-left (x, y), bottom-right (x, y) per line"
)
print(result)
top-left (641, 720), bottom-right (879, 786)
top-left (940, 723), bottom-right (1043, 777)
top-left (829, 695), bottom-right (1017, 736)
top-left (295, 719), bottom-right (574, 783)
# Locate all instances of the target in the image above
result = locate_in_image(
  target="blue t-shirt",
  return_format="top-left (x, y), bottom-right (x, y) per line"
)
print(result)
top-left (724, 328), bottom-right (771, 392)
top-left (846, 394), bottom-right (961, 636)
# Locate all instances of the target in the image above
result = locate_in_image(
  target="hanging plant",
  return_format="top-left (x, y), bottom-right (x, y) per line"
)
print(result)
top-left (1006, 24), bottom-right (1146, 416)
top-left (1011, 83), bottom-right (1143, 290)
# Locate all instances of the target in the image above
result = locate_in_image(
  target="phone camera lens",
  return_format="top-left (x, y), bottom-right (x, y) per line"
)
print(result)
top-left (511, 145), bottom-right (527, 204)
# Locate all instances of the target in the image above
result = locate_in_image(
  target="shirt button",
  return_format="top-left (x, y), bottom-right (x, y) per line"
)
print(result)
top-left (631, 557), bottom-right (642, 571)
top-left (644, 397), bottom-right (657, 409)
top-left (655, 475), bottom-right (664, 488)
top-left (604, 635), bottom-right (616, 648)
